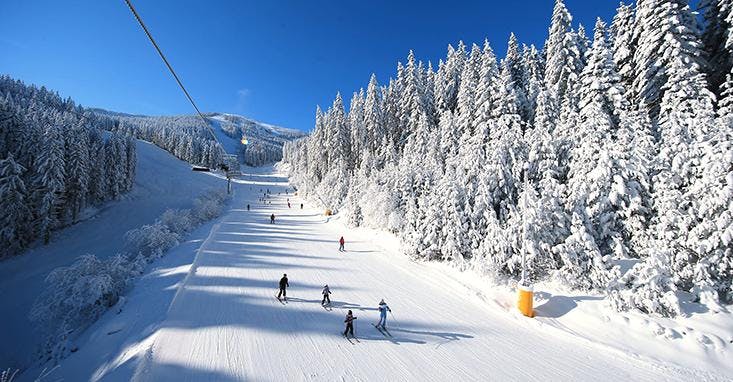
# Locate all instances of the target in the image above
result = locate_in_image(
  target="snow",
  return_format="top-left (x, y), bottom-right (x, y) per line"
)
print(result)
top-left (29, 166), bottom-right (732, 382)
top-left (0, 139), bottom-right (225, 371)
top-left (207, 116), bottom-right (243, 156)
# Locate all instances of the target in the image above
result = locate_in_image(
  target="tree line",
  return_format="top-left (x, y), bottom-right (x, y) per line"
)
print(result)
top-left (0, 76), bottom-right (136, 258)
top-left (283, 0), bottom-right (733, 317)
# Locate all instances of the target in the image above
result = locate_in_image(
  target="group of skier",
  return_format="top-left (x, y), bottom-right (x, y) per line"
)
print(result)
top-left (261, 188), bottom-right (388, 341)
top-left (276, 273), bottom-right (392, 340)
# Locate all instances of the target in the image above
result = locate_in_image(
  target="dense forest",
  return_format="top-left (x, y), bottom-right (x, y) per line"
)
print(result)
top-left (283, 0), bottom-right (733, 317)
top-left (105, 113), bottom-right (225, 170)
top-left (0, 76), bottom-right (136, 258)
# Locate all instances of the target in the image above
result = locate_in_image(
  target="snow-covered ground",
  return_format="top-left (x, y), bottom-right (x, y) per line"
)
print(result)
top-left (0, 139), bottom-right (225, 372)
top-left (29, 166), bottom-right (731, 382)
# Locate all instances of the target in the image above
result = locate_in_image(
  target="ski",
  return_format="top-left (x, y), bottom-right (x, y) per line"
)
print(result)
top-left (342, 333), bottom-right (355, 345)
top-left (322, 304), bottom-right (332, 311)
top-left (275, 295), bottom-right (285, 305)
top-left (372, 323), bottom-right (388, 337)
top-left (381, 327), bottom-right (393, 337)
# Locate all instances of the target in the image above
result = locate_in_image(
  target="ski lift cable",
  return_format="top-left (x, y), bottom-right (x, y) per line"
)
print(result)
top-left (122, 0), bottom-right (223, 148)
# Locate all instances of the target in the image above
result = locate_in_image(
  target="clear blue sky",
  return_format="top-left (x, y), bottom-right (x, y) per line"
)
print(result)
top-left (0, 1), bottom-right (621, 131)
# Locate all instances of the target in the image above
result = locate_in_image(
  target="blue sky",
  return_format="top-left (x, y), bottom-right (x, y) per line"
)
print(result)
top-left (0, 1), bottom-right (621, 131)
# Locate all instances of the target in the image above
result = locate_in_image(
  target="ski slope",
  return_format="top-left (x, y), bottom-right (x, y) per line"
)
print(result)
top-left (101, 168), bottom-right (725, 382)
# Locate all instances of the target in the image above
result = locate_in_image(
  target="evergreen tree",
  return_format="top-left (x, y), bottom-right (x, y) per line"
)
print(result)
top-left (34, 124), bottom-right (66, 244)
top-left (631, 0), bottom-right (709, 121)
top-left (702, 0), bottom-right (733, 96)
top-left (611, 2), bottom-right (637, 95)
top-left (0, 154), bottom-right (30, 256)
top-left (64, 125), bottom-right (90, 223)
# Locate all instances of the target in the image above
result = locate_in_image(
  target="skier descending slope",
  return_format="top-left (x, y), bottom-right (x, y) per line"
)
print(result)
top-left (277, 274), bottom-right (289, 301)
top-left (343, 310), bottom-right (357, 338)
top-left (339, 236), bottom-right (345, 252)
top-left (376, 299), bottom-right (391, 329)
top-left (321, 284), bottom-right (331, 305)
top-left (270, 213), bottom-right (275, 224)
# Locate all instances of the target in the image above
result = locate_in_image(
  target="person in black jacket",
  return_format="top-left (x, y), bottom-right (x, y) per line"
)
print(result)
top-left (270, 213), bottom-right (275, 224)
top-left (277, 274), bottom-right (289, 301)
top-left (343, 310), bottom-right (357, 337)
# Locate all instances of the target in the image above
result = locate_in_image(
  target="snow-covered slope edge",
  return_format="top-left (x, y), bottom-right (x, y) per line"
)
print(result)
top-left (23, 167), bottom-right (281, 381)
top-left (0, 139), bottom-right (225, 374)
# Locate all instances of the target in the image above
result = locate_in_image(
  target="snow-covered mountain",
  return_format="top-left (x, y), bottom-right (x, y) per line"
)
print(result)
top-left (206, 112), bottom-right (307, 166)
top-left (92, 109), bottom-right (307, 167)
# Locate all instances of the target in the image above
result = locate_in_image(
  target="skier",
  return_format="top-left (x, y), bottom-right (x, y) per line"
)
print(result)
top-left (300, 203), bottom-right (303, 209)
top-left (247, 204), bottom-right (250, 211)
top-left (339, 236), bottom-right (345, 252)
top-left (376, 299), bottom-right (391, 329)
top-left (288, 202), bottom-right (291, 208)
top-left (270, 213), bottom-right (275, 224)
top-left (321, 284), bottom-right (331, 305)
top-left (277, 273), bottom-right (289, 301)
top-left (343, 310), bottom-right (357, 338)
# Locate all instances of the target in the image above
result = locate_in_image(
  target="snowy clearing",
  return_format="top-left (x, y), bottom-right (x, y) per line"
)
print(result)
top-left (36, 166), bottom-right (732, 382)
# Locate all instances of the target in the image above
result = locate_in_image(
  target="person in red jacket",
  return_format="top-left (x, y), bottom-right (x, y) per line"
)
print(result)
top-left (339, 236), bottom-right (345, 252)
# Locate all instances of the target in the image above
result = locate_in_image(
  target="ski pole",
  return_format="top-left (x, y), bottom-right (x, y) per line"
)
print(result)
top-left (389, 311), bottom-right (399, 327)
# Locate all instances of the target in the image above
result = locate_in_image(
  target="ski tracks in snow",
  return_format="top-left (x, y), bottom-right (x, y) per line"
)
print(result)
top-left (133, 169), bottom-right (726, 382)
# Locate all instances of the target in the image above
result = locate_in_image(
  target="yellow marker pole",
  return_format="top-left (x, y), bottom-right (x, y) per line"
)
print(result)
top-left (517, 171), bottom-right (534, 318)
top-left (518, 284), bottom-right (534, 317)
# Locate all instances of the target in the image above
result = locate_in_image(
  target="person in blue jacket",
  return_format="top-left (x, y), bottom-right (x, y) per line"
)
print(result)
top-left (376, 299), bottom-right (391, 329)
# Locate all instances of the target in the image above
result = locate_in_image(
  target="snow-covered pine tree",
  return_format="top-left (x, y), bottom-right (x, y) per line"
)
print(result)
top-left (434, 42), bottom-right (466, 113)
top-left (682, 66), bottom-right (733, 306)
top-left (611, 2), bottom-right (637, 96)
top-left (349, 89), bottom-right (366, 170)
top-left (64, 124), bottom-right (90, 223)
top-left (544, 0), bottom-right (576, 102)
top-left (327, 92), bottom-right (351, 173)
top-left (631, 0), bottom-right (708, 121)
top-left (474, 39), bottom-right (500, 134)
top-left (504, 33), bottom-right (530, 123)
top-left (33, 124), bottom-right (66, 244)
top-left (0, 154), bottom-right (30, 257)
top-left (454, 44), bottom-right (480, 147)
top-left (125, 136), bottom-right (136, 192)
top-left (702, 0), bottom-right (733, 96)
top-left (521, 44), bottom-right (543, 125)
top-left (363, 74), bottom-right (383, 174)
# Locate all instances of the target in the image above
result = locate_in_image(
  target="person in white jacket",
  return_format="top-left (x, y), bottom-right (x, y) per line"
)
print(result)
top-left (376, 299), bottom-right (391, 329)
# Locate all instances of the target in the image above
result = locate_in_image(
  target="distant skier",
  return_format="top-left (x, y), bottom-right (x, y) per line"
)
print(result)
top-left (339, 236), bottom-right (345, 252)
top-left (288, 202), bottom-right (291, 208)
top-left (277, 273), bottom-right (289, 301)
top-left (270, 213), bottom-right (275, 224)
top-left (247, 204), bottom-right (250, 211)
top-left (321, 284), bottom-right (331, 305)
top-left (300, 203), bottom-right (303, 209)
top-left (376, 299), bottom-right (391, 329)
top-left (343, 310), bottom-right (357, 338)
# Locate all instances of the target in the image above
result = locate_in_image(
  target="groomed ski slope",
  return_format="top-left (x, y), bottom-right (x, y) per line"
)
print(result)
top-left (130, 168), bottom-right (724, 382)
